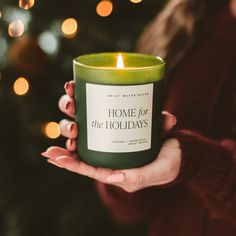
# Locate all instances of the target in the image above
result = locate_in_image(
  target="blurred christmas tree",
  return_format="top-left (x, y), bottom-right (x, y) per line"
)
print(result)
top-left (0, 0), bottom-right (164, 235)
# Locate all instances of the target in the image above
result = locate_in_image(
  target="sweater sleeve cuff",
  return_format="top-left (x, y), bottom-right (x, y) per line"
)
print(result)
top-left (165, 130), bottom-right (234, 203)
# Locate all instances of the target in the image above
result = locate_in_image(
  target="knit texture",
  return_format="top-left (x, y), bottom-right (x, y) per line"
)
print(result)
top-left (96, 4), bottom-right (236, 236)
top-left (166, 130), bottom-right (236, 218)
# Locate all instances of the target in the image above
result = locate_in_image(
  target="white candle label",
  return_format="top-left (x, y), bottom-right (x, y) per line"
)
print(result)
top-left (86, 83), bottom-right (153, 153)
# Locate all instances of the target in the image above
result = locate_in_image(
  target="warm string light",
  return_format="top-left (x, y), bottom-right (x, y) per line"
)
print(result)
top-left (8, 20), bottom-right (25, 38)
top-left (96, 0), bottom-right (113, 17)
top-left (43, 122), bottom-right (60, 139)
top-left (61, 18), bottom-right (78, 38)
top-left (3, 2), bottom-right (145, 143)
top-left (13, 77), bottom-right (29, 95)
top-left (38, 31), bottom-right (59, 55)
top-left (129, 0), bottom-right (143, 3)
top-left (19, 0), bottom-right (35, 10)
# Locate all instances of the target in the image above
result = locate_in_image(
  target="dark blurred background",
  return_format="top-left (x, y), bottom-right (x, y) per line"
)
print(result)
top-left (0, 0), bottom-right (164, 235)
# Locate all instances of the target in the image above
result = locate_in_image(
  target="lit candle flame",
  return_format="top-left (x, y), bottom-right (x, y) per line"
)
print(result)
top-left (116, 53), bottom-right (124, 68)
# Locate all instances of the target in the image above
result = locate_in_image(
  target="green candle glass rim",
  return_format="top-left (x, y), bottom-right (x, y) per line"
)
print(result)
top-left (73, 52), bottom-right (165, 71)
top-left (73, 52), bottom-right (165, 85)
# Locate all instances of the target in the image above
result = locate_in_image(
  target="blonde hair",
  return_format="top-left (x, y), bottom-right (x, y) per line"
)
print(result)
top-left (137, 0), bottom-right (228, 72)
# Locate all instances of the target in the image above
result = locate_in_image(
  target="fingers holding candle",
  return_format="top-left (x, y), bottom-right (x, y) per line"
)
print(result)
top-left (66, 138), bottom-right (77, 151)
top-left (58, 94), bottom-right (75, 118)
top-left (43, 151), bottom-right (116, 184)
top-left (59, 81), bottom-right (75, 117)
top-left (64, 80), bottom-right (75, 97)
top-left (52, 158), bottom-right (112, 182)
top-left (59, 119), bottom-right (78, 138)
top-left (41, 146), bottom-right (79, 170)
top-left (162, 111), bottom-right (177, 131)
top-left (41, 146), bottom-right (73, 160)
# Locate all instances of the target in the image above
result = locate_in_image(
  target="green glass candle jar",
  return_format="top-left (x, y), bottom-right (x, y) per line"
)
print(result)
top-left (73, 52), bottom-right (165, 169)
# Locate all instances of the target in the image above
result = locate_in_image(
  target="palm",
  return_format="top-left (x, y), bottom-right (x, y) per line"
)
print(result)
top-left (43, 138), bottom-right (180, 192)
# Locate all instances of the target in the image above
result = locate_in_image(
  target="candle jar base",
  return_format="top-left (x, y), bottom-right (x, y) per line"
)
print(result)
top-left (78, 148), bottom-right (160, 169)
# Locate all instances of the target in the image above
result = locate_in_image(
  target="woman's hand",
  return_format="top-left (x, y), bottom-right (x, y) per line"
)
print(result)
top-left (41, 81), bottom-right (181, 193)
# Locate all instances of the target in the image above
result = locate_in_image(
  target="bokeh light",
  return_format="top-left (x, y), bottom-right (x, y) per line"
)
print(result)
top-left (8, 20), bottom-right (25, 38)
top-left (0, 38), bottom-right (8, 68)
top-left (61, 18), bottom-right (78, 38)
top-left (13, 77), bottom-right (29, 95)
top-left (129, 0), bottom-right (143, 3)
top-left (43, 122), bottom-right (60, 139)
top-left (3, 6), bottom-right (31, 25)
top-left (0, 38), bottom-right (8, 57)
top-left (96, 0), bottom-right (113, 17)
top-left (19, 0), bottom-right (35, 10)
top-left (50, 21), bottom-right (62, 36)
top-left (38, 31), bottom-right (59, 55)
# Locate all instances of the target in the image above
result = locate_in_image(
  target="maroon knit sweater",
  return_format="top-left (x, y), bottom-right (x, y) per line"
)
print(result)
top-left (97, 5), bottom-right (236, 236)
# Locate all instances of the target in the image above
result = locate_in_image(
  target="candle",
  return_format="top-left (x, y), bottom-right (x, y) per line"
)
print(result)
top-left (73, 52), bottom-right (165, 169)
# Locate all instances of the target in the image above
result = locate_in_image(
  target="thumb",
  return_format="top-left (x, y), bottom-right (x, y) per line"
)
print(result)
top-left (162, 111), bottom-right (177, 131)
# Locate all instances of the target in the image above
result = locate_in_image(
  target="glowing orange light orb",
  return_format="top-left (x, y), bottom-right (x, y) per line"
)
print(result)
top-left (96, 1), bottom-right (113, 17)
top-left (8, 20), bottom-right (25, 38)
top-left (19, 0), bottom-right (35, 10)
top-left (61, 18), bottom-right (78, 38)
top-left (44, 122), bottom-right (60, 139)
top-left (130, 0), bottom-right (143, 3)
top-left (13, 77), bottom-right (29, 95)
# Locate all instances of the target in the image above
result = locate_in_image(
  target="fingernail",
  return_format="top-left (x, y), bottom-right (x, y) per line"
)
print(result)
top-left (171, 115), bottom-right (177, 126)
top-left (41, 152), bottom-right (51, 158)
top-left (67, 123), bottom-right (74, 133)
top-left (64, 82), bottom-right (69, 91)
top-left (162, 111), bottom-right (171, 116)
top-left (65, 101), bottom-right (70, 110)
top-left (47, 159), bottom-right (64, 168)
top-left (68, 139), bottom-right (72, 146)
top-left (68, 139), bottom-right (75, 147)
top-left (107, 173), bottom-right (125, 183)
